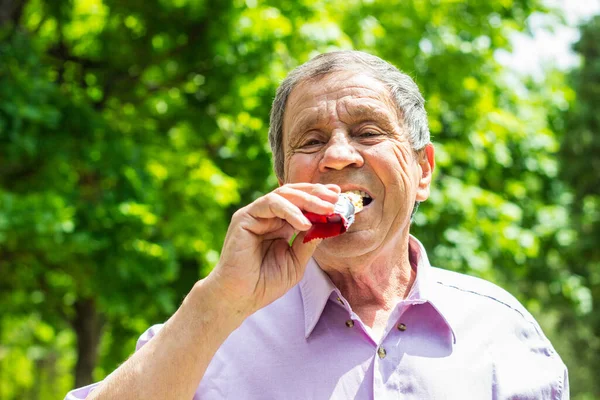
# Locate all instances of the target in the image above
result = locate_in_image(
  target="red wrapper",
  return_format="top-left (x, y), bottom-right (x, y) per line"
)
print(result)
top-left (302, 212), bottom-right (347, 243)
top-left (302, 195), bottom-right (356, 243)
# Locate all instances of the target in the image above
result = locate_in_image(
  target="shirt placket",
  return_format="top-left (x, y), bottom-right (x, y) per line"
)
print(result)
top-left (372, 301), bottom-right (412, 398)
top-left (329, 292), bottom-right (428, 399)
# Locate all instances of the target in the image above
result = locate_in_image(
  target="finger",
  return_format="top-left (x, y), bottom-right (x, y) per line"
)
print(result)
top-left (259, 223), bottom-right (296, 242)
top-left (324, 184), bottom-right (341, 194)
top-left (289, 231), bottom-right (322, 270)
top-left (275, 187), bottom-right (336, 215)
top-left (279, 183), bottom-right (340, 204)
top-left (245, 194), bottom-right (312, 234)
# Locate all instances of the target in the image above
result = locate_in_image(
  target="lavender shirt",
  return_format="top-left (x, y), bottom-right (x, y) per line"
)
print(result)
top-left (66, 236), bottom-right (568, 399)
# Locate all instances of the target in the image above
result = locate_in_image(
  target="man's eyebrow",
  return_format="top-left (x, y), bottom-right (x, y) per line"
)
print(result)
top-left (287, 114), bottom-right (327, 144)
top-left (289, 116), bottom-right (319, 135)
top-left (340, 102), bottom-right (399, 126)
top-left (290, 104), bottom-right (398, 133)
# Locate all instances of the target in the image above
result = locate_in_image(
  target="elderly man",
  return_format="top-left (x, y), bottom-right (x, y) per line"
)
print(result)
top-left (67, 51), bottom-right (568, 399)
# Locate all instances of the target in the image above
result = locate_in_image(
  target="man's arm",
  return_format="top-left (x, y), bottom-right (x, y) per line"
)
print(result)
top-left (77, 183), bottom-right (340, 399)
top-left (86, 276), bottom-right (241, 399)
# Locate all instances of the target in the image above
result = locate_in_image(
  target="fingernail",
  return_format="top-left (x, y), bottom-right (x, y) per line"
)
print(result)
top-left (326, 184), bottom-right (341, 193)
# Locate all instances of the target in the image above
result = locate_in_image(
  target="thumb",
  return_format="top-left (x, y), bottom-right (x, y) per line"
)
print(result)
top-left (290, 231), bottom-right (322, 272)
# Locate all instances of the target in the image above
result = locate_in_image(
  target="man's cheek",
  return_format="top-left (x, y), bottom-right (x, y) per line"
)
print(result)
top-left (286, 154), bottom-right (315, 182)
top-left (387, 147), bottom-right (415, 189)
top-left (391, 142), bottom-right (414, 169)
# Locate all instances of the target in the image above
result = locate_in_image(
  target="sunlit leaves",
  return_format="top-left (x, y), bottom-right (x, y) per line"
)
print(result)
top-left (63, 0), bottom-right (109, 56)
top-left (2, 0), bottom-right (598, 398)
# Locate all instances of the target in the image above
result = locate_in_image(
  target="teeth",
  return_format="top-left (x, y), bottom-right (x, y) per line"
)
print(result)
top-left (342, 192), bottom-right (363, 213)
top-left (346, 189), bottom-right (371, 199)
top-left (342, 190), bottom-right (373, 214)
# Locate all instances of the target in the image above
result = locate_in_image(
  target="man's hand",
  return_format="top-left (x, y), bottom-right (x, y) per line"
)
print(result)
top-left (84, 183), bottom-right (340, 400)
top-left (205, 183), bottom-right (341, 319)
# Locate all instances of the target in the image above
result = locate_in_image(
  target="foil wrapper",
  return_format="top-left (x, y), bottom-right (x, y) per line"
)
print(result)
top-left (302, 193), bottom-right (356, 243)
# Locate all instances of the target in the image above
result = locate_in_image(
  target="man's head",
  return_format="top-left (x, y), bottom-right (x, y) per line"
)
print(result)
top-left (269, 50), bottom-right (430, 181)
top-left (269, 51), bottom-right (434, 259)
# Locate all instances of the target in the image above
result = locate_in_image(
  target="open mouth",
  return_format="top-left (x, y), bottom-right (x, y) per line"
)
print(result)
top-left (345, 190), bottom-right (373, 211)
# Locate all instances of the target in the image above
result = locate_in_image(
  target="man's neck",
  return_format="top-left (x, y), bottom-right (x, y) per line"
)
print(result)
top-left (315, 232), bottom-right (416, 330)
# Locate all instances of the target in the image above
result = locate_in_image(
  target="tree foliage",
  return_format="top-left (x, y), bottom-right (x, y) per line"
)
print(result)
top-left (0, 0), bottom-right (597, 399)
top-left (551, 15), bottom-right (600, 398)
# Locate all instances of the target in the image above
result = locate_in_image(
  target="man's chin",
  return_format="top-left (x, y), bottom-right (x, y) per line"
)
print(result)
top-left (314, 230), bottom-right (378, 259)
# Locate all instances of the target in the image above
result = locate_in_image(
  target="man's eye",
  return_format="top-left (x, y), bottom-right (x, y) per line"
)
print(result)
top-left (302, 139), bottom-right (323, 147)
top-left (359, 131), bottom-right (380, 138)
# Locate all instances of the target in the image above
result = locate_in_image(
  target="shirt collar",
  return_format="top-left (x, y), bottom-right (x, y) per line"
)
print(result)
top-left (299, 257), bottom-right (337, 339)
top-left (407, 236), bottom-right (457, 344)
top-left (299, 235), bottom-right (457, 343)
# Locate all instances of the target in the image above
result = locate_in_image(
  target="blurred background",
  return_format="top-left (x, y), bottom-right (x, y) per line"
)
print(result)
top-left (0, 0), bottom-right (598, 398)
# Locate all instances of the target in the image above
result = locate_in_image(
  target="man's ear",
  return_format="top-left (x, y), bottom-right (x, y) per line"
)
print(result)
top-left (415, 143), bottom-right (435, 202)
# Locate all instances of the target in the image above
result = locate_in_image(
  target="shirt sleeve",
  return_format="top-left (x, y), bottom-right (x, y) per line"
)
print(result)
top-left (64, 324), bottom-right (165, 399)
top-left (490, 310), bottom-right (569, 400)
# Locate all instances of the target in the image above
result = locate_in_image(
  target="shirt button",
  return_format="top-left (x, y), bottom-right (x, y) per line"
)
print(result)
top-left (397, 323), bottom-right (407, 331)
top-left (345, 319), bottom-right (354, 328)
top-left (336, 297), bottom-right (344, 305)
top-left (377, 346), bottom-right (387, 359)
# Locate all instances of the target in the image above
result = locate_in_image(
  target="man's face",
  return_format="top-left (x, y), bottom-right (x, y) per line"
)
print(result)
top-left (281, 71), bottom-right (434, 258)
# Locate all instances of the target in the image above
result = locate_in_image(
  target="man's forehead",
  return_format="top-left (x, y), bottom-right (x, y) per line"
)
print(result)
top-left (283, 71), bottom-right (398, 133)
top-left (287, 71), bottom-right (391, 106)
top-left (291, 100), bottom-right (397, 132)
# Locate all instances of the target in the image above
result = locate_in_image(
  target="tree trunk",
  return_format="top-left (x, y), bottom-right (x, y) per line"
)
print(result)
top-left (0, 0), bottom-right (26, 26)
top-left (73, 298), bottom-right (103, 388)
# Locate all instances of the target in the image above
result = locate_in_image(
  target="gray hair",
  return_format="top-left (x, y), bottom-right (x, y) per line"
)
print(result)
top-left (268, 50), bottom-right (430, 181)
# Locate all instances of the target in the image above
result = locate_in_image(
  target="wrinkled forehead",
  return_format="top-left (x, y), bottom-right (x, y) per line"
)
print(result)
top-left (282, 71), bottom-right (400, 142)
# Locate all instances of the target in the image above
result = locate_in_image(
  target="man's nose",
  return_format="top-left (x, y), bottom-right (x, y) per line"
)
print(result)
top-left (319, 132), bottom-right (364, 172)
